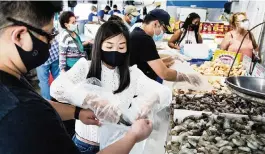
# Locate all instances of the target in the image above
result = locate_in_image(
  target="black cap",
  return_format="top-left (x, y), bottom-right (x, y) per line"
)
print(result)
top-left (149, 9), bottom-right (171, 33)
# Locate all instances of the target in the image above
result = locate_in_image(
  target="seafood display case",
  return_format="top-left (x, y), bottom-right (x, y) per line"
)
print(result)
top-left (164, 92), bottom-right (265, 154)
top-left (161, 53), bottom-right (265, 154)
top-left (166, 110), bottom-right (265, 154)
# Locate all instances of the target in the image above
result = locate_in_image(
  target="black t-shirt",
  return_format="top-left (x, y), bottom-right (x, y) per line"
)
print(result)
top-left (0, 71), bottom-right (80, 154)
top-left (130, 27), bottom-right (160, 80)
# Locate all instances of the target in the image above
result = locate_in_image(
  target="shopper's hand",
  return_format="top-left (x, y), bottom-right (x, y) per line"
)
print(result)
top-left (86, 39), bottom-right (94, 44)
top-left (127, 119), bottom-right (153, 143)
top-left (175, 45), bottom-right (181, 50)
top-left (79, 108), bottom-right (100, 126)
top-left (176, 72), bottom-right (202, 87)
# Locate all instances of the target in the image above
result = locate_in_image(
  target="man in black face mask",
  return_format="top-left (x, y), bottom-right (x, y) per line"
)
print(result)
top-left (0, 2), bottom-right (153, 153)
top-left (0, 1), bottom-right (99, 153)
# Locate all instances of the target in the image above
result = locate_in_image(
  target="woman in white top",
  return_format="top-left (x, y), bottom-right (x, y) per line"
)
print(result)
top-left (168, 12), bottom-right (203, 50)
top-left (51, 21), bottom-right (171, 154)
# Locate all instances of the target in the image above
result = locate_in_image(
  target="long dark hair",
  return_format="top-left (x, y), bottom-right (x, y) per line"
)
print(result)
top-left (143, 7), bottom-right (147, 16)
top-left (178, 12), bottom-right (200, 45)
top-left (87, 21), bottom-right (130, 94)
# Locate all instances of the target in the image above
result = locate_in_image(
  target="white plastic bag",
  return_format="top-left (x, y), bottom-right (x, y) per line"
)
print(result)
top-left (119, 94), bottom-right (158, 124)
top-left (99, 123), bottom-right (147, 154)
top-left (99, 97), bottom-right (169, 154)
top-left (99, 108), bottom-right (171, 154)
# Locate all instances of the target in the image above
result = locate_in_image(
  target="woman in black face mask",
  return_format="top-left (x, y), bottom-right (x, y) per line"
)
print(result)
top-left (50, 20), bottom-right (171, 154)
top-left (168, 12), bottom-right (202, 50)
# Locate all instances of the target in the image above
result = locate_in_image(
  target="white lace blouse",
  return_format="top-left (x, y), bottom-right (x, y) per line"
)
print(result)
top-left (50, 58), bottom-right (171, 143)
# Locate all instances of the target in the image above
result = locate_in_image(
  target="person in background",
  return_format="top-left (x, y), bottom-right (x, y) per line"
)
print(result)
top-left (109, 4), bottom-right (121, 15)
top-left (98, 5), bottom-right (111, 22)
top-left (88, 6), bottom-right (98, 24)
top-left (220, 12), bottom-right (259, 61)
top-left (59, 11), bottom-right (93, 72)
top-left (220, 2), bottom-right (232, 22)
top-left (129, 19), bottom-right (143, 33)
top-left (156, 4), bottom-right (161, 9)
top-left (130, 9), bottom-right (202, 85)
top-left (51, 20), bottom-right (171, 154)
top-left (123, 5), bottom-right (139, 29)
top-left (142, 6), bottom-right (147, 19)
top-left (0, 2), bottom-right (153, 154)
top-left (168, 12), bottom-right (202, 50)
top-left (108, 14), bottom-right (124, 23)
top-left (36, 29), bottom-right (60, 100)
top-left (122, 7), bottom-right (125, 15)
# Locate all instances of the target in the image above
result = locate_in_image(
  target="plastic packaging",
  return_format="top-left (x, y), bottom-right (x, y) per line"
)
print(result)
top-left (80, 78), bottom-right (170, 154)
top-left (171, 61), bottom-right (213, 92)
top-left (99, 107), bottom-right (170, 154)
top-left (99, 123), bottom-right (147, 154)
top-left (79, 78), bottom-right (122, 123)
top-left (99, 94), bottom-right (169, 154)
top-left (119, 93), bottom-right (159, 124)
top-left (180, 46), bottom-right (213, 60)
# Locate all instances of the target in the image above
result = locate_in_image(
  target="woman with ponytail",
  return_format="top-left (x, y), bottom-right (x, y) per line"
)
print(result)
top-left (168, 12), bottom-right (202, 50)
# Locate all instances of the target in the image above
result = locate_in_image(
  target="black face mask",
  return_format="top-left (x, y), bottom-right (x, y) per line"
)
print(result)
top-left (101, 50), bottom-right (126, 67)
top-left (16, 31), bottom-right (50, 72)
top-left (190, 24), bottom-right (198, 30)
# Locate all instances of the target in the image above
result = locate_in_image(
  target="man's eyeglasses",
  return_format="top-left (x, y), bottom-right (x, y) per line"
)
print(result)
top-left (129, 14), bottom-right (137, 18)
top-left (6, 17), bottom-right (59, 43)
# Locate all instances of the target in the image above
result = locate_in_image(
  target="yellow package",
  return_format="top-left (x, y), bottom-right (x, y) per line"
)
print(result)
top-left (213, 50), bottom-right (242, 66)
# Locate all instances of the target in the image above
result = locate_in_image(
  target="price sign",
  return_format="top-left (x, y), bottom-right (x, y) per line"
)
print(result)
top-left (242, 55), bottom-right (252, 76)
top-left (252, 63), bottom-right (265, 78)
top-left (213, 50), bottom-right (242, 66)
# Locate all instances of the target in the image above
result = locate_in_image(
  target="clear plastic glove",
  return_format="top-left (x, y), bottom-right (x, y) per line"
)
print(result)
top-left (81, 77), bottom-right (121, 123)
top-left (95, 103), bottom-right (121, 124)
top-left (127, 119), bottom-right (153, 143)
top-left (176, 72), bottom-right (203, 87)
top-left (162, 56), bottom-right (175, 68)
top-left (83, 95), bottom-right (121, 123)
top-left (86, 77), bottom-right (102, 86)
top-left (136, 93), bottom-right (159, 120)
